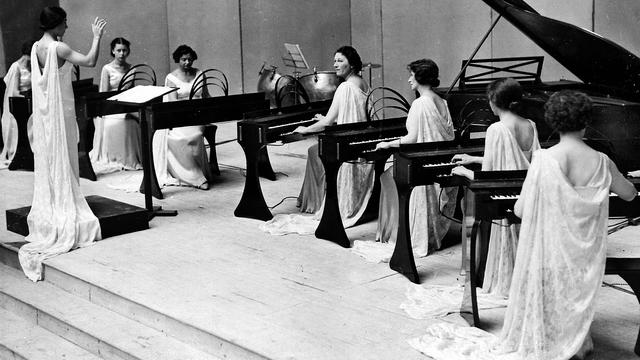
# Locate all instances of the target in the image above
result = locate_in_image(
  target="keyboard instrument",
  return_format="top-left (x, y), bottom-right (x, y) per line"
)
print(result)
top-left (387, 139), bottom-right (485, 282)
top-left (314, 117), bottom-right (408, 247)
top-left (235, 100), bottom-right (332, 221)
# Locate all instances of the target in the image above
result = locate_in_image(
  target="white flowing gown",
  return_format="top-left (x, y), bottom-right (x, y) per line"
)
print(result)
top-left (19, 41), bottom-right (101, 282)
top-left (408, 149), bottom-right (612, 360)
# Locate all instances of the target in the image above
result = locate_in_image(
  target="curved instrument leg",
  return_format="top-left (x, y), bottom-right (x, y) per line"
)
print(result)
top-left (389, 184), bottom-right (419, 283)
top-left (258, 147), bottom-right (277, 181)
top-left (357, 158), bottom-right (386, 225)
top-left (203, 124), bottom-right (220, 176)
top-left (77, 108), bottom-right (97, 181)
top-left (315, 159), bottom-right (350, 248)
top-left (235, 142), bottom-right (273, 221)
top-left (460, 187), bottom-right (475, 276)
top-left (617, 272), bottom-right (640, 355)
top-left (138, 114), bottom-right (164, 204)
top-left (468, 219), bottom-right (481, 327)
top-left (8, 97), bottom-right (33, 171)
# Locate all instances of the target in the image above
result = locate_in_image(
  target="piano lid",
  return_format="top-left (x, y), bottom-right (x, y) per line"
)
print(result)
top-left (483, 0), bottom-right (640, 99)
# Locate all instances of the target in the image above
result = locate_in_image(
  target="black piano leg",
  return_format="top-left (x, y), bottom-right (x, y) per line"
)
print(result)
top-left (8, 98), bottom-right (33, 171)
top-left (235, 143), bottom-right (273, 221)
top-left (203, 124), bottom-right (220, 176)
top-left (389, 185), bottom-right (420, 283)
top-left (469, 219), bottom-right (482, 327)
top-left (357, 158), bottom-right (385, 225)
top-left (138, 128), bottom-right (164, 200)
top-left (315, 160), bottom-right (350, 248)
top-left (138, 111), bottom-right (176, 218)
top-left (617, 272), bottom-right (640, 355)
top-left (258, 147), bottom-right (277, 181)
top-left (77, 111), bottom-right (97, 181)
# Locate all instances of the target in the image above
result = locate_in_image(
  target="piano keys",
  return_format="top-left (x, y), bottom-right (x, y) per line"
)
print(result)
top-left (234, 100), bottom-right (332, 221)
top-left (315, 117), bottom-right (408, 247)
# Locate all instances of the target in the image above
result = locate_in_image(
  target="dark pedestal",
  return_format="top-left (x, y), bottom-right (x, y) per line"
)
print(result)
top-left (6, 195), bottom-right (149, 238)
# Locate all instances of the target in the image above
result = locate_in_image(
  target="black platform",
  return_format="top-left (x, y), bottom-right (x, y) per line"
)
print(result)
top-left (5, 195), bottom-right (149, 239)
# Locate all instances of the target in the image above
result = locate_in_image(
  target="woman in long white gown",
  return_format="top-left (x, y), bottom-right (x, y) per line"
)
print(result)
top-left (90, 37), bottom-right (142, 172)
top-left (153, 44), bottom-right (212, 189)
top-left (19, 7), bottom-right (106, 281)
top-left (260, 46), bottom-right (372, 235)
top-left (0, 41), bottom-right (34, 167)
top-left (408, 91), bottom-right (637, 360)
top-left (373, 59), bottom-right (456, 257)
top-left (452, 78), bottom-right (541, 297)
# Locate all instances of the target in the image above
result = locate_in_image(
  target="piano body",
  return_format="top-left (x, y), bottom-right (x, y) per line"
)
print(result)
top-left (445, 0), bottom-right (640, 174)
top-left (314, 117), bottom-right (408, 247)
top-left (138, 92), bottom-right (268, 200)
top-left (234, 100), bottom-right (332, 221)
top-left (388, 139), bottom-right (485, 282)
top-left (78, 90), bottom-right (268, 207)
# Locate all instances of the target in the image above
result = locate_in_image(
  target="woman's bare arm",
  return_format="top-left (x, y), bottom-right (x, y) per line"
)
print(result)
top-left (57, 17), bottom-right (106, 67)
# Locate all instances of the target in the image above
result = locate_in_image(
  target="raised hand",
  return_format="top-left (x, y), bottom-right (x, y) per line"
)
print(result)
top-left (92, 17), bottom-right (107, 38)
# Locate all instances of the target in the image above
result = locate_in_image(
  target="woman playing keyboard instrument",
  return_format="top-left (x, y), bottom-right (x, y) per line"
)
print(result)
top-left (451, 78), bottom-right (540, 297)
top-left (373, 59), bottom-right (456, 256)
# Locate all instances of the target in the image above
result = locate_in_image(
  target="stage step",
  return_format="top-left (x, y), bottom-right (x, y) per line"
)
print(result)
top-left (0, 264), bottom-right (221, 360)
top-left (0, 245), bottom-right (267, 359)
top-left (0, 307), bottom-right (101, 360)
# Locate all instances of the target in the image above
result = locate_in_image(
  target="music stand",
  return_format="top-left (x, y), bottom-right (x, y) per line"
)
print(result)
top-left (107, 85), bottom-right (179, 218)
top-left (282, 43), bottom-right (309, 77)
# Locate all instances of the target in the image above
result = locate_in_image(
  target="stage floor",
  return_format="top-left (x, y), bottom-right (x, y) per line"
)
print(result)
top-left (1, 121), bottom-right (639, 359)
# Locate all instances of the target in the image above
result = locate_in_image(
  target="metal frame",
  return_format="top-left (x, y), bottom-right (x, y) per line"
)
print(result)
top-left (459, 56), bottom-right (544, 90)
top-left (117, 64), bottom-right (157, 91)
top-left (274, 75), bottom-right (310, 109)
top-left (365, 86), bottom-right (411, 122)
top-left (190, 68), bottom-right (229, 99)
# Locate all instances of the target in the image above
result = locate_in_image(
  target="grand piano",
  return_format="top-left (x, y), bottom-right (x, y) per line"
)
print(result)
top-left (445, 0), bottom-right (640, 173)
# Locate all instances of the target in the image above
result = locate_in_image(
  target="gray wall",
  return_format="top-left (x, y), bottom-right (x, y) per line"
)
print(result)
top-left (2, 0), bottom-right (640, 101)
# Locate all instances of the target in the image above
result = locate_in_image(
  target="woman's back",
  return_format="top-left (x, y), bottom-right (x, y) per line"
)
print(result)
top-left (545, 141), bottom-right (602, 187)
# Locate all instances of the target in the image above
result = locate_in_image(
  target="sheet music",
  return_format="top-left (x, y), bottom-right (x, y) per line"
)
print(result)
top-left (107, 85), bottom-right (177, 104)
top-left (283, 43), bottom-right (309, 69)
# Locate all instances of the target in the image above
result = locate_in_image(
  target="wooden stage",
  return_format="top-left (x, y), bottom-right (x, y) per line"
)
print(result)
top-left (0, 121), bottom-right (638, 359)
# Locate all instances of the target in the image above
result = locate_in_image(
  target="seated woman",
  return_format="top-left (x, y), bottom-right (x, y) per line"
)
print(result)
top-left (153, 44), bottom-right (212, 189)
top-left (261, 46), bottom-right (371, 235)
top-left (295, 45), bottom-right (371, 227)
top-left (373, 59), bottom-right (456, 256)
top-left (90, 37), bottom-right (142, 172)
top-left (452, 78), bottom-right (540, 297)
top-left (1, 40), bottom-right (34, 167)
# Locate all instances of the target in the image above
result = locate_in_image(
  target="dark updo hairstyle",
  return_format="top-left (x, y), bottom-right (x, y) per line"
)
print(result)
top-left (486, 78), bottom-right (523, 112)
top-left (172, 44), bottom-right (197, 63)
top-left (335, 45), bottom-right (362, 74)
top-left (39, 6), bottom-right (66, 31)
top-left (407, 59), bottom-right (440, 87)
top-left (21, 40), bottom-right (36, 56)
top-left (110, 37), bottom-right (131, 57)
top-left (544, 90), bottom-right (592, 133)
